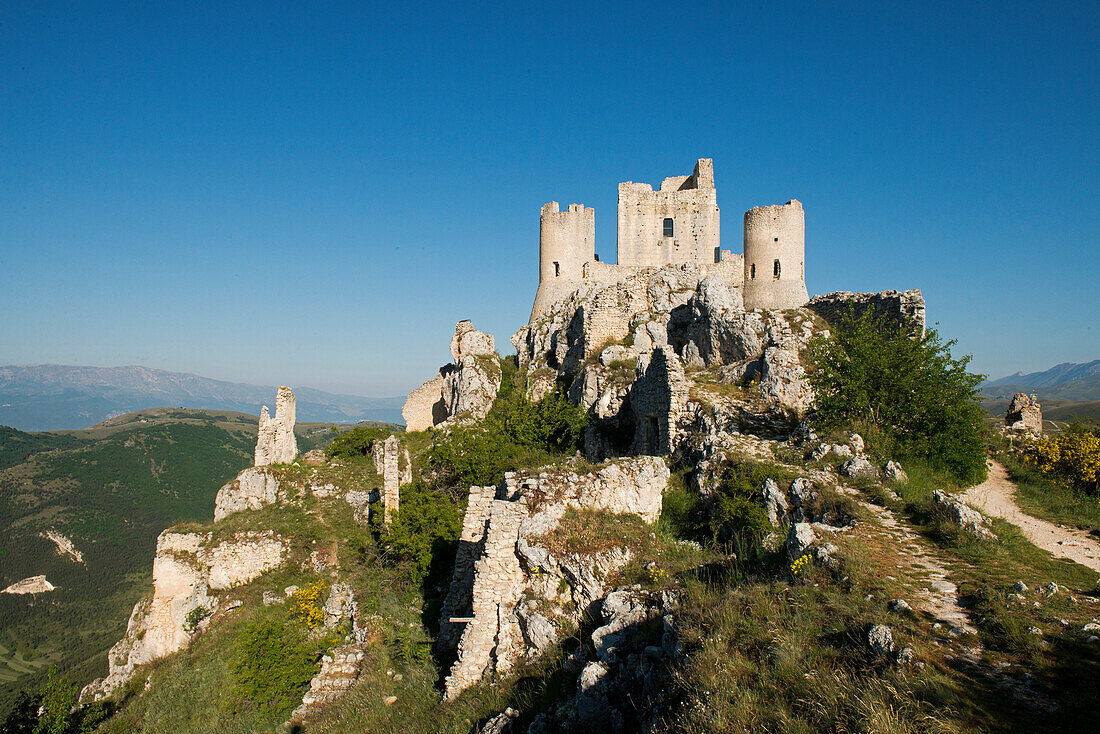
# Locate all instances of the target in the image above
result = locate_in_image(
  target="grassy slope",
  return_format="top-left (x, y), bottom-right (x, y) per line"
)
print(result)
top-left (0, 410), bottom-right (395, 717)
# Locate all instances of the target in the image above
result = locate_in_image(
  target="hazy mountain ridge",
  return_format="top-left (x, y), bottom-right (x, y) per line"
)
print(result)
top-left (981, 360), bottom-right (1100, 402)
top-left (0, 365), bottom-right (405, 430)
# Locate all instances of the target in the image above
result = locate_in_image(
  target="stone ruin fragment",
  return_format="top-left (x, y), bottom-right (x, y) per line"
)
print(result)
top-left (255, 386), bottom-right (297, 465)
top-left (402, 320), bottom-right (501, 431)
top-left (371, 434), bottom-right (411, 523)
top-left (1005, 393), bottom-right (1042, 436)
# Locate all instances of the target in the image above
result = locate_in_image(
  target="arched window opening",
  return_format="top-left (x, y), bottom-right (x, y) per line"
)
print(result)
top-left (663, 218), bottom-right (674, 237)
top-left (773, 259), bottom-right (781, 278)
top-left (554, 262), bottom-right (560, 277)
top-left (750, 263), bottom-right (756, 279)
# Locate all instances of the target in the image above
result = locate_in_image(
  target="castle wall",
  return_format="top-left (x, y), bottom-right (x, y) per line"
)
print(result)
top-left (616, 159), bottom-right (720, 270)
top-left (742, 200), bottom-right (809, 310)
top-left (531, 202), bottom-right (595, 319)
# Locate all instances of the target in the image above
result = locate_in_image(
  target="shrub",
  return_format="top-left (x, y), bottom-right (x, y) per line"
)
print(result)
top-left (806, 311), bottom-right (987, 484)
top-left (287, 581), bottom-right (327, 630)
top-left (710, 461), bottom-right (792, 555)
top-left (326, 426), bottom-right (394, 461)
top-left (425, 359), bottom-right (588, 487)
top-left (380, 481), bottom-right (463, 586)
top-left (231, 614), bottom-right (334, 715)
top-left (1028, 421), bottom-right (1100, 494)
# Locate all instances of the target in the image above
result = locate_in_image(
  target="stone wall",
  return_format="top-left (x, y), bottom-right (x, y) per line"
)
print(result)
top-left (629, 346), bottom-right (690, 456)
top-left (807, 289), bottom-right (926, 334)
top-left (83, 528), bottom-right (288, 701)
top-left (437, 457), bottom-right (670, 700)
top-left (617, 159), bottom-right (721, 270)
top-left (1005, 393), bottom-right (1042, 436)
top-left (255, 386), bottom-right (297, 465)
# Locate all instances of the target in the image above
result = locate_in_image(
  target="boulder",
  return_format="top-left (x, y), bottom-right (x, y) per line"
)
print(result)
top-left (840, 455), bottom-right (880, 480)
top-left (932, 490), bottom-right (997, 540)
top-left (787, 522), bottom-right (817, 559)
top-left (867, 624), bottom-right (894, 655)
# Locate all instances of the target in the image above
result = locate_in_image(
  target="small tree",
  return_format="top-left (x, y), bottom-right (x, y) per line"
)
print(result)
top-left (806, 312), bottom-right (987, 484)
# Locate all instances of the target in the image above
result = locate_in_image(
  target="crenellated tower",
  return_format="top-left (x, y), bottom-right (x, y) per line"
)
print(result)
top-left (742, 199), bottom-right (809, 310)
top-left (531, 201), bottom-right (595, 319)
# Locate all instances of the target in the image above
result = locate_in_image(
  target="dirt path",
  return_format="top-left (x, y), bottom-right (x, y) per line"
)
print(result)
top-left (961, 460), bottom-right (1100, 573)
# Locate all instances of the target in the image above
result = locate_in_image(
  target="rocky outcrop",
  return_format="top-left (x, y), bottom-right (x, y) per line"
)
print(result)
top-left (1005, 393), bottom-right (1042, 436)
top-left (2, 575), bottom-right (55, 594)
top-left (403, 321), bottom-right (502, 431)
top-left (526, 589), bottom-right (682, 733)
top-left (255, 386), bottom-right (297, 465)
top-left (437, 457), bottom-right (670, 700)
top-left (933, 490), bottom-right (997, 540)
top-left (214, 467), bottom-right (284, 521)
top-left (41, 530), bottom-right (84, 563)
top-left (807, 290), bottom-right (926, 335)
top-left (83, 529), bottom-right (288, 702)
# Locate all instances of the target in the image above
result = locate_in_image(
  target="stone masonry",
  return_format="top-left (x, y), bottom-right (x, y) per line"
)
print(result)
top-left (807, 290), bottom-right (926, 335)
top-left (438, 457), bottom-right (670, 700)
top-left (1005, 393), bottom-right (1042, 436)
top-left (255, 386), bottom-right (297, 465)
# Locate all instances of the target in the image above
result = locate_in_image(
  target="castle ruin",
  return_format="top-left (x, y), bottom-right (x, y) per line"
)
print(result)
top-left (531, 158), bottom-right (808, 319)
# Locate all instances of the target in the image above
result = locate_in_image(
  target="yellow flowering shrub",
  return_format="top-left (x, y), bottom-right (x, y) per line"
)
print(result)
top-left (789, 554), bottom-right (812, 577)
top-left (288, 581), bottom-right (327, 630)
top-left (1029, 424), bottom-right (1100, 494)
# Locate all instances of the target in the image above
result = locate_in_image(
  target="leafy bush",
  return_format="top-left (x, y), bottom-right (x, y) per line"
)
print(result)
top-left (806, 312), bottom-right (987, 484)
top-left (1028, 421), bottom-right (1100, 494)
top-left (380, 481), bottom-right (463, 586)
top-left (326, 426), bottom-right (394, 461)
top-left (0, 666), bottom-right (104, 734)
top-left (710, 461), bottom-right (794, 559)
top-left (287, 581), bottom-right (327, 630)
top-left (425, 359), bottom-right (588, 487)
top-left (231, 614), bottom-right (335, 715)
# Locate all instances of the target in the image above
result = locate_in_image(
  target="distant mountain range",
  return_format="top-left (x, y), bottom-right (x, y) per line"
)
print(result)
top-left (0, 365), bottom-right (405, 431)
top-left (981, 360), bottom-right (1100, 402)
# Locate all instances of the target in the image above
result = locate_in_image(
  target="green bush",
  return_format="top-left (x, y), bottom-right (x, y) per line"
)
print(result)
top-left (0, 666), bottom-right (104, 734)
top-left (710, 461), bottom-right (794, 558)
top-left (326, 426), bottom-right (394, 461)
top-left (425, 359), bottom-right (588, 487)
top-left (380, 481), bottom-right (463, 586)
top-left (231, 614), bottom-right (335, 715)
top-left (806, 312), bottom-right (987, 484)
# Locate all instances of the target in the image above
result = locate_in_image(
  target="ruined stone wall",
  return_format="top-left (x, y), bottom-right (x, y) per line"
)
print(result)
top-left (629, 346), bottom-right (690, 455)
top-left (402, 322), bottom-right (500, 431)
top-left (255, 386), bottom-right (297, 465)
top-left (438, 458), bottom-right (671, 700)
top-left (807, 289), bottom-right (926, 334)
top-left (743, 200), bottom-right (809, 310)
top-left (617, 159), bottom-right (721, 270)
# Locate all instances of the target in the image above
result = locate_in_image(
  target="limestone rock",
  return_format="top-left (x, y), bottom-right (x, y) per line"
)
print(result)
top-left (1, 575), bottom-right (55, 594)
top-left (302, 449), bottom-right (326, 466)
top-left (479, 708), bottom-right (520, 734)
top-left (932, 490), bottom-right (997, 540)
top-left (787, 522), bottom-right (817, 559)
top-left (840, 455), bottom-right (880, 480)
top-left (762, 478), bottom-right (789, 525)
top-left (883, 460), bottom-right (908, 482)
top-left (214, 467), bottom-right (282, 521)
top-left (404, 321), bottom-right (501, 431)
top-left (868, 624), bottom-right (894, 655)
top-left (255, 387), bottom-right (297, 465)
top-left (848, 433), bottom-right (865, 454)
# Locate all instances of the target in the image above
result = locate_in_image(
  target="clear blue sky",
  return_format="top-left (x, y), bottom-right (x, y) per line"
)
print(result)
top-left (2, 1), bottom-right (1097, 397)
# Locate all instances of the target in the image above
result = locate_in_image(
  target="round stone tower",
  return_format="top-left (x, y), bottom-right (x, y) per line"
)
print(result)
top-left (531, 201), bottom-right (595, 319)
top-left (742, 199), bottom-right (809, 310)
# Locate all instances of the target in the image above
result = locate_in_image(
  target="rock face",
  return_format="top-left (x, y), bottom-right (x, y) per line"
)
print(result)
top-left (403, 321), bottom-right (502, 431)
top-left (214, 467), bottom-right (283, 521)
top-left (1005, 393), bottom-right (1042, 436)
top-left (82, 529), bottom-right (288, 702)
top-left (437, 457), bottom-right (670, 700)
top-left (2, 575), bottom-right (55, 594)
top-left (255, 386), bottom-right (297, 465)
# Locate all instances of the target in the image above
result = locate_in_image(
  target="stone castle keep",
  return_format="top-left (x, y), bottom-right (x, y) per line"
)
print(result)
top-left (531, 158), bottom-right (810, 319)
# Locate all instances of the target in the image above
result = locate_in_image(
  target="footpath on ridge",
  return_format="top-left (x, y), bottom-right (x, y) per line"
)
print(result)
top-left (961, 460), bottom-right (1100, 573)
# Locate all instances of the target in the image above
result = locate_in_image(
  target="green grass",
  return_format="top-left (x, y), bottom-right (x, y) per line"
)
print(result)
top-left (999, 453), bottom-right (1100, 533)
